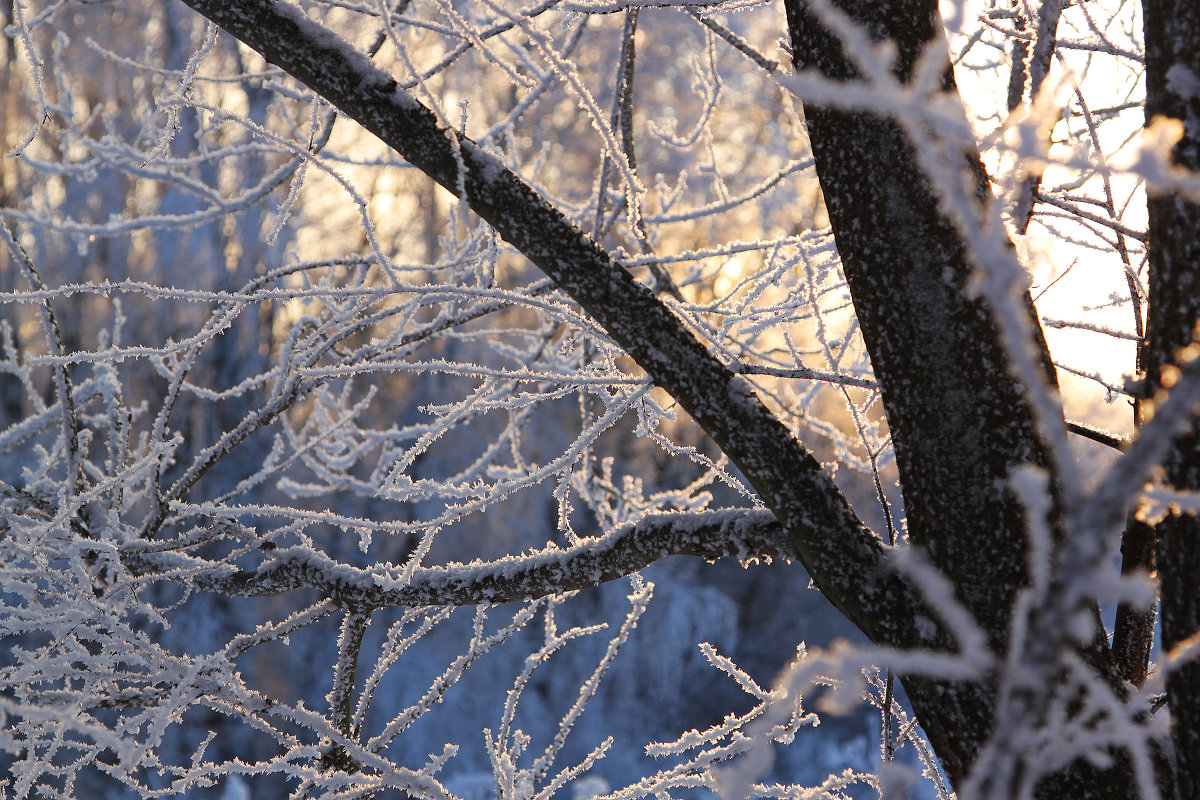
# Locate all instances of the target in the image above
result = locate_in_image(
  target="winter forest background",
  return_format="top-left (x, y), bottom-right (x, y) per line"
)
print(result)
top-left (2, 0), bottom-right (1199, 798)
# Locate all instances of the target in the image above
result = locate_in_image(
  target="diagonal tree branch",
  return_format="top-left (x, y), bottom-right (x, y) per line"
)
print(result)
top-left (176, 0), bottom-right (929, 652)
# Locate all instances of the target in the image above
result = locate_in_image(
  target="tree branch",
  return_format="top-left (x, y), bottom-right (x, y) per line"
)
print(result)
top-left (177, 0), bottom-right (918, 652)
top-left (123, 510), bottom-right (794, 609)
top-left (1065, 420), bottom-right (1128, 451)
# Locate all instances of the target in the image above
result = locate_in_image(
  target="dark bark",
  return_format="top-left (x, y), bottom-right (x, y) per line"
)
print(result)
top-left (1009, 0), bottom-right (1063, 231)
top-left (784, 0), bottom-right (1047, 784)
top-left (1143, 0), bottom-right (1200, 795)
top-left (1112, 516), bottom-right (1156, 686)
top-left (782, 1), bottom-right (1145, 795)
top-left (784, 0), bottom-right (1059, 657)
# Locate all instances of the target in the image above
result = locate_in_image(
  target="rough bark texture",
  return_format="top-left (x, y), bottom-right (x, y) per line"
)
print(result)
top-left (782, 2), bottom-right (1143, 796)
top-left (1112, 516), bottom-right (1156, 685)
top-left (1143, 0), bottom-right (1200, 794)
top-left (784, 0), bottom-right (1059, 657)
top-left (784, 0), bottom-right (1052, 786)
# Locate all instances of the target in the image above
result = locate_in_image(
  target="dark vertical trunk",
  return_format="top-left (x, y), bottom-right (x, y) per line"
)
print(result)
top-left (1143, 1), bottom-right (1200, 796)
top-left (781, 2), bottom-right (1145, 795)
top-left (782, 0), bottom-right (1049, 786)
top-left (0, 1), bottom-right (25, 425)
top-left (1113, 515), bottom-right (1157, 685)
top-left (783, 0), bottom-right (1059, 658)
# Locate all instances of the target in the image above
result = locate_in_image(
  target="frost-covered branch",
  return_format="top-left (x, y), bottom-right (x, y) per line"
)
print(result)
top-left (125, 509), bottom-right (792, 608)
top-left (178, 0), bottom-right (909, 649)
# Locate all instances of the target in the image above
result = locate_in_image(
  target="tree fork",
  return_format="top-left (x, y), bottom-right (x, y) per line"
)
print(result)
top-left (176, 0), bottom-right (939, 660)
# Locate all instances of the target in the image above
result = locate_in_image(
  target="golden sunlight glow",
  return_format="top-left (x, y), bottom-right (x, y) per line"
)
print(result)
top-left (946, 0), bottom-right (1145, 437)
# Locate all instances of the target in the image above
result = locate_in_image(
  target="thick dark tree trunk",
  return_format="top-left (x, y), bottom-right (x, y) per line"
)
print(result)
top-left (781, 1), bottom-right (1150, 796)
top-left (783, 0), bottom-right (1058, 658)
top-left (1143, 1), bottom-right (1200, 796)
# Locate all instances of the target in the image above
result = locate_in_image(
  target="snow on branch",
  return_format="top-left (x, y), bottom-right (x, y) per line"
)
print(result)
top-left (124, 509), bottom-right (791, 609)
